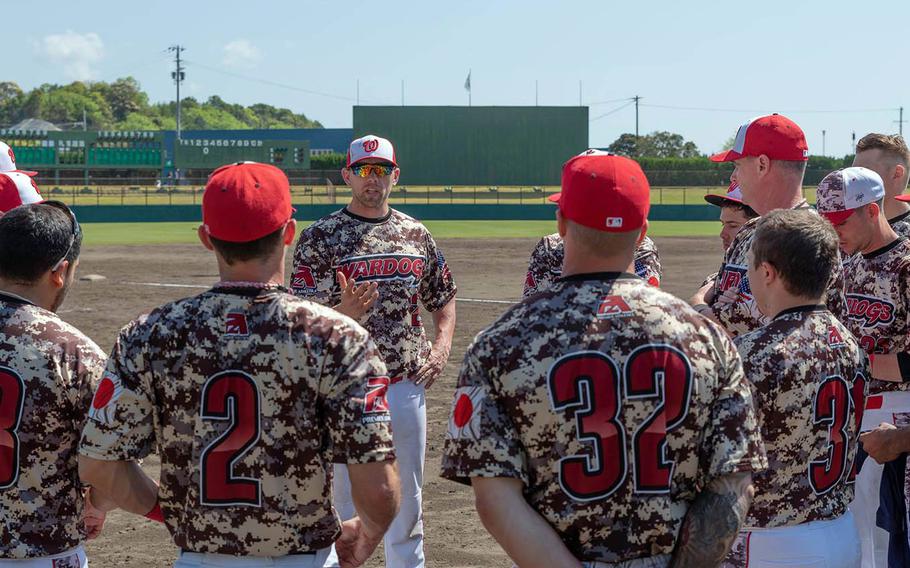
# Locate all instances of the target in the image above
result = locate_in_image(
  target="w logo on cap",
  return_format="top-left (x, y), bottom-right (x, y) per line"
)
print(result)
top-left (363, 139), bottom-right (379, 152)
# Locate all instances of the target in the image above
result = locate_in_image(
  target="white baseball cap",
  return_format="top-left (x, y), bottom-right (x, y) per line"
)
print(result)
top-left (0, 141), bottom-right (37, 176)
top-left (0, 171), bottom-right (43, 213)
top-left (346, 135), bottom-right (397, 167)
top-left (816, 167), bottom-right (885, 225)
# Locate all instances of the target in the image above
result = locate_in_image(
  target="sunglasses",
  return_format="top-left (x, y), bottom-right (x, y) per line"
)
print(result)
top-left (350, 163), bottom-right (395, 178)
top-left (43, 200), bottom-right (81, 272)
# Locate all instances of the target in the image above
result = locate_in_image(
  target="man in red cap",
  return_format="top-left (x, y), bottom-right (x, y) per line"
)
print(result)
top-left (689, 113), bottom-right (846, 337)
top-left (441, 149), bottom-right (766, 567)
top-left (292, 135), bottom-right (457, 568)
top-left (0, 171), bottom-right (43, 214)
top-left (79, 162), bottom-right (401, 568)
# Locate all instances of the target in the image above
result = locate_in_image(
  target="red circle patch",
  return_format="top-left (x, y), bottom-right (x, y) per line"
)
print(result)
top-left (453, 393), bottom-right (473, 428)
top-left (92, 377), bottom-right (115, 409)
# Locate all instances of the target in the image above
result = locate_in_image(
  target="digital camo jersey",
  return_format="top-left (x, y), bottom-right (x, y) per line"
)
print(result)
top-left (291, 208), bottom-right (457, 379)
top-left (840, 237), bottom-right (910, 394)
top-left (0, 292), bottom-right (106, 559)
top-left (523, 233), bottom-right (662, 297)
top-left (889, 210), bottom-right (910, 239)
top-left (441, 273), bottom-right (767, 564)
top-left (732, 305), bottom-right (868, 529)
top-left (79, 284), bottom-right (395, 557)
top-left (711, 207), bottom-right (847, 337)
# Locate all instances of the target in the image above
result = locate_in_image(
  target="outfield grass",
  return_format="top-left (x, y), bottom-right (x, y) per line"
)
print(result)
top-left (81, 220), bottom-right (719, 246)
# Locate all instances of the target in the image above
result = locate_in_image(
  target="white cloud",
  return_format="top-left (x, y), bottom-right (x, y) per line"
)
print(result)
top-left (37, 31), bottom-right (104, 81)
top-left (222, 39), bottom-right (261, 69)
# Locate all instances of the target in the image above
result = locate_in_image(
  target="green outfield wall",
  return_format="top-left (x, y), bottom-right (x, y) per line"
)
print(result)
top-left (71, 204), bottom-right (718, 223)
top-left (352, 106), bottom-right (588, 186)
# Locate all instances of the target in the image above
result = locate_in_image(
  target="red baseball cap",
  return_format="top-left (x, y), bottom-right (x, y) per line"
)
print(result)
top-left (710, 114), bottom-right (809, 162)
top-left (202, 162), bottom-right (292, 242)
top-left (0, 171), bottom-right (42, 213)
top-left (548, 150), bottom-right (650, 232)
top-left (704, 182), bottom-right (745, 207)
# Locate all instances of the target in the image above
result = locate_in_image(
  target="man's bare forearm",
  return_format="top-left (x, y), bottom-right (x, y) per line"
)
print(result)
top-left (670, 471), bottom-right (754, 568)
top-left (79, 456), bottom-right (158, 515)
top-left (431, 298), bottom-right (456, 354)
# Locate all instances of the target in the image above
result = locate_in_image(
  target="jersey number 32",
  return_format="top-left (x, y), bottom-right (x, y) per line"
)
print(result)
top-left (548, 346), bottom-right (693, 501)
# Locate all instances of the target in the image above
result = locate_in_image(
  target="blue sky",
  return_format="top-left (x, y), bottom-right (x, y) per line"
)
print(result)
top-left (10, 0), bottom-right (909, 156)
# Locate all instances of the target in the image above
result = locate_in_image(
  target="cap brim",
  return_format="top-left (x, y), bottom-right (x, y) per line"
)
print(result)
top-left (704, 194), bottom-right (744, 207)
top-left (709, 149), bottom-right (743, 163)
top-left (348, 158), bottom-right (397, 167)
top-left (896, 194), bottom-right (910, 202)
top-left (820, 209), bottom-right (855, 225)
top-left (548, 193), bottom-right (561, 203)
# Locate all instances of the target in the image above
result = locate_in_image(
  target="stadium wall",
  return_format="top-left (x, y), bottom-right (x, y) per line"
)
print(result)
top-left (352, 106), bottom-right (588, 186)
top-left (70, 204), bottom-right (717, 223)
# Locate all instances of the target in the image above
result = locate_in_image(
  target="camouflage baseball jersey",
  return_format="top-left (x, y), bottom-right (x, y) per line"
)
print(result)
top-left (441, 272), bottom-right (767, 564)
top-left (523, 233), bottom-right (662, 297)
top-left (0, 291), bottom-right (106, 559)
top-left (79, 283), bottom-right (395, 557)
top-left (890, 210), bottom-right (910, 239)
top-left (711, 204), bottom-right (847, 337)
top-left (840, 237), bottom-right (910, 394)
top-left (732, 305), bottom-right (868, 528)
top-left (291, 208), bottom-right (457, 379)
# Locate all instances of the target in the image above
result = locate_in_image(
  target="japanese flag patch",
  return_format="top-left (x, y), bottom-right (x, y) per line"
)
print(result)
top-left (447, 386), bottom-right (486, 441)
top-left (88, 372), bottom-right (123, 426)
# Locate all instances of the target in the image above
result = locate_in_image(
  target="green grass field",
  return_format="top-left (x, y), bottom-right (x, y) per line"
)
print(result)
top-left (81, 220), bottom-right (719, 246)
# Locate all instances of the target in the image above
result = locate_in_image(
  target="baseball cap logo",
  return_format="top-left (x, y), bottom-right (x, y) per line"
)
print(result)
top-left (605, 217), bottom-right (623, 228)
top-left (363, 138), bottom-right (379, 153)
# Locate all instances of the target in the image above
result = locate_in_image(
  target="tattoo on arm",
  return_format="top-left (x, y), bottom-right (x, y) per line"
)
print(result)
top-left (670, 472), bottom-right (754, 568)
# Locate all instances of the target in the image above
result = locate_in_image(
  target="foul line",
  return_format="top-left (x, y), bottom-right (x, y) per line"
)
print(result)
top-left (123, 281), bottom-right (516, 305)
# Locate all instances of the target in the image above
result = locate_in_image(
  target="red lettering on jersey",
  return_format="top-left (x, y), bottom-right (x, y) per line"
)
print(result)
top-left (398, 257), bottom-right (412, 275)
top-left (351, 261), bottom-right (368, 280)
top-left (382, 258), bottom-right (398, 276)
top-left (596, 296), bottom-right (633, 320)
top-left (291, 266), bottom-right (317, 293)
top-left (718, 270), bottom-right (742, 292)
top-left (846, 294), bottom-right (895, 328)
top-left (828, 326), bottom-right (845, 348)
top-left (337, 254), bottom-right (426, 283)
top-left (226, 312), bottom-right (249, 336)
top-left (368, 259), bottom-right (383, 277)
top-left (412, 258), bottom-right (425, 278)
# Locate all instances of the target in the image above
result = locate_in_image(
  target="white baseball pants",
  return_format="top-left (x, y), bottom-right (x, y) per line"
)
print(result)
top-left (174, 549), bottom-right (330, 567)
top-left (725, 511), bottom-right (860, 567)
top-left (0, 546), bottom-right (86, 567)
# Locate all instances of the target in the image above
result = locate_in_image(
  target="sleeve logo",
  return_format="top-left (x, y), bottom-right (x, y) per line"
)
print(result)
top-left (718, 264), bottom-right (752, 300)
top-left (225, 312), bottom-right (249, 337)
top-left (88, 372), bottom-right (124, 426)
top-left (446, 386), bottom-right (485, 441)
top-left (291, 266), bottom-right (318, 295)
top-left (827, 325), bottom-right (846, 348)
top-left (362, 377), bottom-right (392, 424)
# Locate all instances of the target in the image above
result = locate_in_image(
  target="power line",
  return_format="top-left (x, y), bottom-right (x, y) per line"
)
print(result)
top-left (640, 103), bottom-right (897, 114)
top-left (589, 100), bottom-right (635, 123)
top-left (588, 97), bottom-right (635, 106)
top-left (183, 59), bottom-right (389, 104)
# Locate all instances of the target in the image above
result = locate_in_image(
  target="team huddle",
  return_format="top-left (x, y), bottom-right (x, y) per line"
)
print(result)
top-left (1, 114), bottom-right (910, 568)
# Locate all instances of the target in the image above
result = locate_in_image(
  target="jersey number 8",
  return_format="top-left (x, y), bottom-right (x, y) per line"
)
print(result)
top-left (547, 346), bottom-right (693, 501)
top-left (0, 367), bottom-right (25, 489)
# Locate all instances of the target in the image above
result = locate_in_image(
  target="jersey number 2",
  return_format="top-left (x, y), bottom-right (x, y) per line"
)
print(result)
top-left (0, 367), bottom-right (25, 489)
top-left (548, 346), bottom-right (692, 501)
top-left (200, 371), bottom-right (262, 506)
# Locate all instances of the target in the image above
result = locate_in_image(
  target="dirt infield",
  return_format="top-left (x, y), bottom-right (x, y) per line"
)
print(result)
top-left (66, 235), bottom-right (722, 567)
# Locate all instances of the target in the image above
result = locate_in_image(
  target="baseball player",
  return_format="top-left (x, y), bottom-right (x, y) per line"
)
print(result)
top-left (852, 134), bottom-right (910, 237)
top-left (523, 230), bottom-right (661, 297)
top-left (441, 150), bottom-right (767, 567)
top-left (722, 209), bottom-right (867, 567)
top-left (78, 162), bottom-right (400, 568)
top-left (689, 114), bottom-right (846, 337)
top-left (816, 167), bottom-right (910, 567)
top-left (291, 135), bottom-right (457, 568)
top-left (0, 201), bottom-right (108, 567)
top-left (704, 182), bottom-right (759, 252)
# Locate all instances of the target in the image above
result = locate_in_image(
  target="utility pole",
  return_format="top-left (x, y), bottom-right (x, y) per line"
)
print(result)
top-left (168, 45), bottom-right (185, 140)
top-left (634, 95), bottom-right (641, 137)
top-left (852, 131), bottom-right (856, 152)
top-left (898, 107), bottom-right (905, 136)
top-left (822, 130), bottom-right (826, 157)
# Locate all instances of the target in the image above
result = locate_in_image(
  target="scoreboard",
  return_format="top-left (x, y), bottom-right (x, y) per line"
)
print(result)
top-left (1, 129), bottom-right (164, 169)
top-left (172, 138), bottom-right (310, 169)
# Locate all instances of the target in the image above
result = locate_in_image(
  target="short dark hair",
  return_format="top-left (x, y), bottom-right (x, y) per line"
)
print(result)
top-left (0, 203), bottom-right (82, 283)
top-left (751, 209), bottom-right (838, 299)
top-left (721, 201), bottom-right (759, 219)
top-left (209, 225), bottom-right (285, 265)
